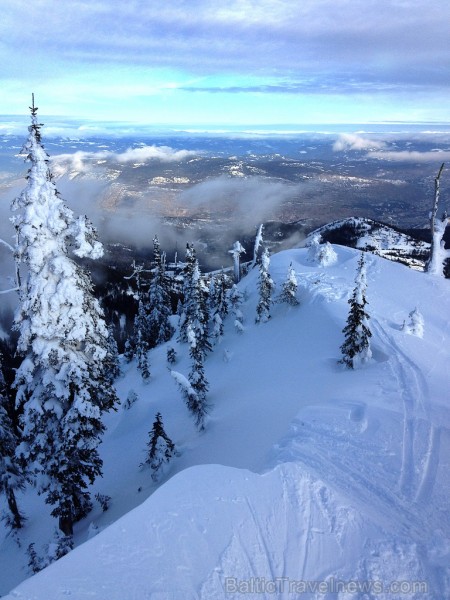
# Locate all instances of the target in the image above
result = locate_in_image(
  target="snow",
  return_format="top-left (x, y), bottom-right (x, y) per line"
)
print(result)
top-left (170, 369), bottom-right (196, 399)
top-left (307, 233), bottom-right (338, 267)
top-left (2, 245), bottom-right (450, 598)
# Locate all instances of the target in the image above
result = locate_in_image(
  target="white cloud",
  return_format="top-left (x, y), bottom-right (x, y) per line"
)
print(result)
top-left (333, 134), bottom-right (386, 152)
top-left (369, 150), bottom-right (450, 163)
top-left (51, 145), bottom-right (201, 176)
top-left (179, 176), bottom-right (301, 227)
top-left (114, 146), bottom-right (200, 163)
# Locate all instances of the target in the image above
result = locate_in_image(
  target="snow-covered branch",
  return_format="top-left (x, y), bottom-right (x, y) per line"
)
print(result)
top-left (0, 238), bottom-right (14, 253)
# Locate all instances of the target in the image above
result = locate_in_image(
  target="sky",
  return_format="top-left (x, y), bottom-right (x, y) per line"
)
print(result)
top-left (1, 0), bottom-right (450, 126)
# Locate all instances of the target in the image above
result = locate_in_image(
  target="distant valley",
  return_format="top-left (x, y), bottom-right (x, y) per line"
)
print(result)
top-left (1, 124), bottom-right (450, 272)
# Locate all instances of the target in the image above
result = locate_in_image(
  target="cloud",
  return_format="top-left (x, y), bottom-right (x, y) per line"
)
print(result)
top-left (179, 176), bottom-right (301, 228)
top-left (2, 1), bottom-right (447, 78)
top-left (178, 80), bottom-right (407, 96)
top-left (114, 146), bottom-right (200, 163)
top-left (368, 150), bottom-right (450, 163)
top-left (1, 0), bottom-right (449, 108)
top-left (333, 134), bottom-right (386, 152)
top-left (49, 173), bottom-right (301, 261)
top-left (51, 145), bottom-right (201, 176)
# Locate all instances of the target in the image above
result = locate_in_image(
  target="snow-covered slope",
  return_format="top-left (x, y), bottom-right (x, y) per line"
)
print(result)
top-left (2, 246), bottom-right (450, 599)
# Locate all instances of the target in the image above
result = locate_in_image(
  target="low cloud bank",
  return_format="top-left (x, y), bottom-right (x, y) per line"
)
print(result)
top-left (51, 145), bottom-right (201, 176)
top-left (368, 150), bottom-right (450, 163)
top-left (333, 134), bottom-right (386, 152)
top-left (179, 176), bottom-right (301, 228)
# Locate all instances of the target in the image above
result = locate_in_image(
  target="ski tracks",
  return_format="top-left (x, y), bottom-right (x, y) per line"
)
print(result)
top-left (371, 318), bottom-right (441, 506)
top-left (282, 420), bottom-right (423, 539)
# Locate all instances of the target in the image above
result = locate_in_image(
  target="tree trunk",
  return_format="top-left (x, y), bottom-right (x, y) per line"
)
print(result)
top-left (6, 487), bottom-right (24, 529)
top-left (58, 514), bottom-right (73, 537)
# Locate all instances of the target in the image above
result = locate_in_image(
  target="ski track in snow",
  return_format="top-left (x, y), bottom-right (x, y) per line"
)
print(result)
top-left (275, 418), bottom-right (422, 539)
top-left (371, 317), bottom-right (442, 505)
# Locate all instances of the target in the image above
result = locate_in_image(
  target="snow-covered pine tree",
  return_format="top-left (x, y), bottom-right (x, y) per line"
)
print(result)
top-left (228, 241), bottom-right (245, 283)
top-left (104, 324), bottom-right (121, 383)
top-left (340, 253), bottom-right (372, 369)
top-left (255, 247), bottom-right (275, 324)
top-left (278, 262), bottom-right (299, 306)
top-left (0, 354), bottom-right (26, 530)
top-left (426, 163), bottom-right (449, 276)
top-left (166, 347), bottom-right (177, 365)
top-left (187, 323), bottom-right (209, 430)
top-left (250, 224), bottom-right (264, 268)
top-left (402, 307), bottom-right (424, 338)
top-left (94, 492), bottom-right (111, 512)
top-left (209, 271), bottom-right (231, 343)
top-left (171, 369), bottom-right (201, 423)
top-left (134, 300), bottom-right (151, 381)
top-left (11, 99), bottom-right (118, 537)
top-left (307, 233), bottom-right (337, 266)
top-left (178, 244), bottom-right (211, 357)
top-left (147, 236), bottom-right (174, 347)
top-left (142, 412), bottom-right (176, 481)
top-left (123, 262), bottom-right (151, 379)
top-left (228, 284), bottom-right (244, 333)
top-left (307, 233), bottom-right (322, 263)
top-left (178, 244), bottom-right (197, 344)
top-left (318, 242), bottom-right (338, 267)
top-left (123, 389), bottom-right (138, 410)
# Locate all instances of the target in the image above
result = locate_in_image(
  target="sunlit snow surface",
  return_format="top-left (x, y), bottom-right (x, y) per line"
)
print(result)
top-left (2, 246), bottom-right (450, 599)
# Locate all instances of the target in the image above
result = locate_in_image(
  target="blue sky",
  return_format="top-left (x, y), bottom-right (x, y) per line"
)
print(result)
top-left (1, 0), bottom-right (449, 125)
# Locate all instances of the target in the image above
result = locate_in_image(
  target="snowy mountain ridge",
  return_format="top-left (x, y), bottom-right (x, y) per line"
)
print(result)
top-left (308, 217), bottom-right (430, 271)
top-left (2, 244), bottom-right (450, 599)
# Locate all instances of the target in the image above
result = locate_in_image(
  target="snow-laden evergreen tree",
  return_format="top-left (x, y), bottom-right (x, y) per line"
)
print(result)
top-left (123, 262), bottom-right (151, 379)
top-left (228, 284), bottom-right (244, 333)
top-left (255, 247), bottom-right (275, 324)
top-left (134, 300), bottom-right (151, 381)
top-left (228, 241), bottom-right (245, 283)
top-left (11, 99), bottom-right (118, 537)
top-left (95, 492), bottom-right (111, 512)
top-left (187, 323), bottom-right (209, 430)
top-left (250, 224), bottom-right (264, 268)
top-left (0, 354), bottom-right (26, 530)
top-left (104, 324), bottom-right (121, 383)
top-left (178, 244), bottom-right (197, 344)
top-left (403, 307), bottom-right (424, 338)
top-left (167, 347), bottom-right (177, 365)
top-left (171, 369), bottom-right (198, 407)
top-left (340, 253), bottom-right (372, 369)
top-left (178, 244), bottom-right (211, 357)
top-left (209, 271), bottom-right (231, 343)
top-left (123, 262), bottom-right (150, 360)
top-left (307, 233), bottom-right (337, 266)
top-left (123, 338), bottom-right (134, 362)
top-left (27, 531), bottom-right (73, 574)
top-left (27, 542), bottom-right (44, 574)
top-left (278, 262), bottom-right (299, 306)
top-left (123, 389), bottom-right (138, 410)
top-left (141, 412), bottom-right (176, 481)
top-left (147, 236), bottom-right (174, 347)
top-left (426, 163), bottom-right (449, 276)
